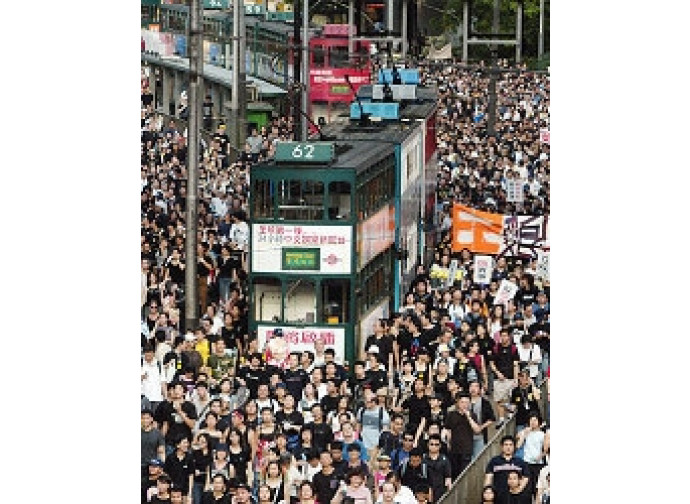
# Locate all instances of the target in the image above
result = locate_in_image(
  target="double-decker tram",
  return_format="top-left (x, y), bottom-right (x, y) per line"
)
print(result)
top-left (309, 24), bottom-right (372, 124)
top-left (249, 65), bottom-right (437, 365)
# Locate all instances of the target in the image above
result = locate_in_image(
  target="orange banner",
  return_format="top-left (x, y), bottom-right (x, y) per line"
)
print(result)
top-left (451, 204), bottom-right (504, 254)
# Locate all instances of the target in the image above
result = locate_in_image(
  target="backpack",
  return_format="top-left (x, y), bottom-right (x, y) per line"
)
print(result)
top-left (357, 406), bottom-right (385, 431)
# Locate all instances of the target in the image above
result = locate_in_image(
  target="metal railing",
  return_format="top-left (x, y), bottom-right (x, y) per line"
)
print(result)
top-left (437, 378), bottom-right (549, 504)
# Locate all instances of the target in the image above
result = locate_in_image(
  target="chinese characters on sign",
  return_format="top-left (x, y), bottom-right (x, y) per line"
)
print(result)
top-left (493, 279), bottom-right (519, 306)
top-left (505, 179), bottom-right (525, 203)
top-left (282, 248), bottom-right (320, 270)
top-left (473, 255), bottom-right (494, 284)
top-left (451, 204), bottom-right (549, 259)
top-left (258, 325), bottom-right (347, 365)
top-left (255, 224), bottom-right (347, 246)
top-left (252, 224), bottom-right (352, 274)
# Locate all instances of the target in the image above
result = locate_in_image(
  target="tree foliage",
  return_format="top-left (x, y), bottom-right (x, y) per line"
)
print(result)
top-left (438, 0), bottom-right (550, 61)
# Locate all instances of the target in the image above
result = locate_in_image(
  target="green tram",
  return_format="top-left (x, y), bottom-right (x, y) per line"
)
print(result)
top-left (248, 67), bottom-right (438, 366)
top-left (141, 0), bottom-right (161, 29)
top-left (249, 140), bottom-right (396, 367)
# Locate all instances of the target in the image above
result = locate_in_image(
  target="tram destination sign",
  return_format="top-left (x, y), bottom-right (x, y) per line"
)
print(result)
top-left (275, 142), bottom-right (335, 164)
top-left (282, 248), bottom-right (320, 271)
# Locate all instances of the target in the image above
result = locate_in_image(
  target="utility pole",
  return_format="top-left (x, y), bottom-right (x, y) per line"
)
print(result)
top-left (185, 0), bottom-right (202, 331)
top-left (238, 0), bottom-right (247, 146)
top-left (230, 0), bottom-right (243, 151)
top-left (301, 0), bottom-right (309, 140)
top-left (487, 49), bottom-right (498, 138)
top-left (293, 0), bottom-right (302, 140)
top-left (538, 0), bottom-right (545, 59)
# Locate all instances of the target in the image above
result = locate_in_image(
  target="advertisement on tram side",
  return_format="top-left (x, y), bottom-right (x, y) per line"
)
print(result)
top-left (400, 130), bottom-right (423, 280)
top-left (251, 224), bottom-right (353, 275)
top-left (357, 205), bottom-right (395, 270)
top-left (257, 325), bottom-right (347, 366)
top-left (310, 68), bottom-right (371, 103)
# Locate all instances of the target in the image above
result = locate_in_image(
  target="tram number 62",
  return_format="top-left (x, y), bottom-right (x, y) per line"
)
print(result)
top-left (291, 144), bottom-right (315, 159)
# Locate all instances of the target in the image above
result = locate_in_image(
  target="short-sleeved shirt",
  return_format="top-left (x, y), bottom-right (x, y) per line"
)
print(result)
top-left (154, 400), bottom-right (199, 445)
top-left (491, 344), bottom-right (519, 379)
top-left (141, 427), bottom-right (165, 466)
top-left (484, 455), bottom-right (529, 495)
top-left (444, 410), bottom-right (474, 456)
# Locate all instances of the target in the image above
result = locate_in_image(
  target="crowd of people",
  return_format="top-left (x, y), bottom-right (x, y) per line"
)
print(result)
top-left (141, 58), bottom-right (551, 504)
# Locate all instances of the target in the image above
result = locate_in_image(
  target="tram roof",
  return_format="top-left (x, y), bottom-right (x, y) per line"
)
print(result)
top-left (253, 140), bottom-right (394, 173)
top-left (319, 83), bottom-right (438, 142)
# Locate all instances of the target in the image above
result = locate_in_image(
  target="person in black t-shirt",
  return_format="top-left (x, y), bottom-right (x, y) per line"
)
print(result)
top-left (422, 434), bottom-right (452, 504)
top-left (363, 319), bottom-right (394, 368)
top-left (510, 371), bottom-right (541, 431)
top-left (398, 448), bottom-right (431, 501)
top-left (149, 473), bottom-right (173, 503)
top-left (192, 433), bottom-right (214, 504)
top-left (312, 451), bottom-right (341, 504)
top-left (306, 403), bottom-right (334, 453)
top-left (216, 246), bottom-right (235, 305)
top-left (283, 352), bottom-right (309, 400)
top-left (329, 441), bottom-right (348, 479)
top-left (275, 393), bottom-right (304, 450)
top-left (142, 460), bottom-right (165, 503)
top-left (164, 436), bottom-right (195, 498)
top-left (165, 248), bottom-right (185, 288)
top-left (399, 379), bottom-right (430, 434)
top-left (213, 125), bottom-right (229, 153)
top-left (201, 474), bottom-right (232, 504)
top-left (490, 330), bottom-right (520, 426)
top-left (236, 353), bottom-right (268, 399)
top-left (154, 382), bottom-right (199, 451)
top-left (443, 392), bottom-right (482, 480)
top-left (484, 436), bottom-right (529, 496)
top-left (321, 380), bottom-right (342, 417)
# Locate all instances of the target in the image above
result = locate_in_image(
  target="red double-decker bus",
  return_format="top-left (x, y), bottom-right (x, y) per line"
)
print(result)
top-left (308, 24), bottom-right (372, 124)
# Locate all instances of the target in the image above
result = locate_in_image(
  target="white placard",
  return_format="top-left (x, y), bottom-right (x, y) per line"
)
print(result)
top-left (473, 255), bottom-right (494, 284)
top-left (493, 279), bottom-right (519, 306)
top-left (506, 179), bottom-right (525, 203)
top-left (252, 224), bottom-right (352, 274)
top-left (540, 129), bottom-right (550, 144)
top-left (536, 249), bottom-right (550, 281)
top-left (446, 259), bottom-right (459, 288)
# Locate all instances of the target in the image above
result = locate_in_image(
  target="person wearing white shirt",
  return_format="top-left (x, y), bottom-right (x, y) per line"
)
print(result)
top-left (433, 344), bottom-right (457, 375)
top-left (142, 346), bottom-right (166, 412)
top-left (517, 336), bottom-right (542, 382)
top-left (229, 213), bottom-right (250, 251)
top-left (375, 473), bottom-right (416, 504)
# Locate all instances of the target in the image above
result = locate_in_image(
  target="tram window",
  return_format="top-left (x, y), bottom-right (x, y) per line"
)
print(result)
top-left (327, 181), bottom-right (351, 220)
top-left (278, 179), bottom-right (324, 221)
top-left (321, 279), bottom-right (350, 324)
top-left (330, 46), bottom-right (349, 68)
top-left (303, 180), bottom-right (324, 220)
top-left (313, 45), bottom-right (325, 68)
top-left (284, 279), bottom-right (316, 324)
top-left (253, 179), bottom-right (274, 219)
top-left (253, 277), bottom-right (282, 323)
